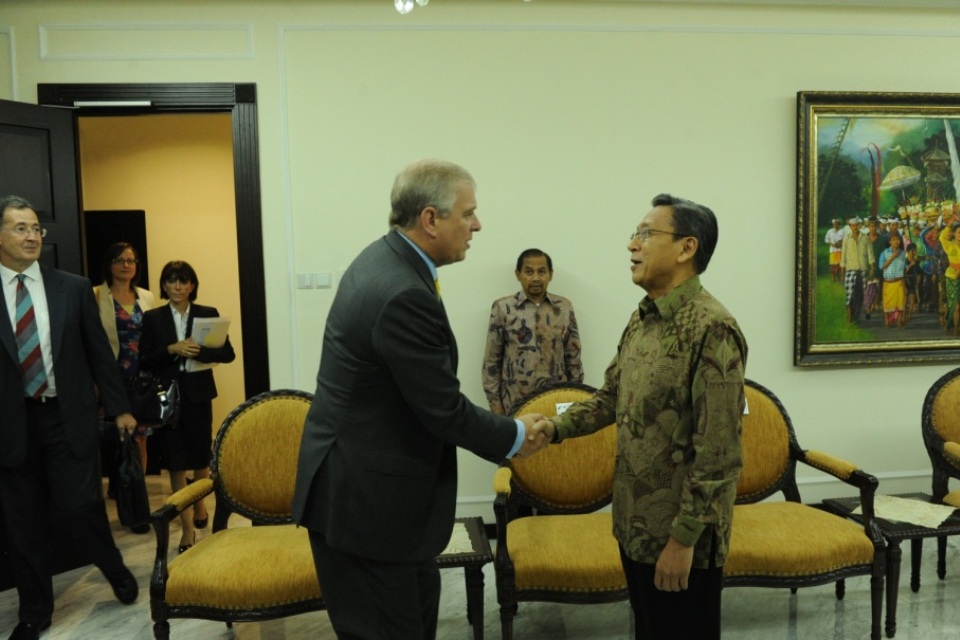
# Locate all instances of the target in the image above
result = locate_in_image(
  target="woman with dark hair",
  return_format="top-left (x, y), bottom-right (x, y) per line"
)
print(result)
top-left (93, 242), bottom-right (156, 521)
top-left (140, 260), bottom-right (235, 552)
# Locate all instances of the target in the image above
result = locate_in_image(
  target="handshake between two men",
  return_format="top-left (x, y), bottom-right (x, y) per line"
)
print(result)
top-left (513, 414), bottom-right (559, 459)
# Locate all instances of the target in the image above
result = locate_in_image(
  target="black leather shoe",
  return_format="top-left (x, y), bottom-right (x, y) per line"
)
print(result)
top-left (193, 516), bottom-right (208, 530)
top-left (106, 566), bottom-right (139, 604)
top-left (8, 619), bottom-right (51, 640)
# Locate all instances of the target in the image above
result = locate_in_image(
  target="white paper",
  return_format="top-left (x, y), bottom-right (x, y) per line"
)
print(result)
top-left (191, 317), bottom-right (230, 348)
top-left (441, 522), bottom-right (474, 555)
top-left (555, 402), bottom-right (573, 415)
top-left (852, 495), bottom-right (958, 529)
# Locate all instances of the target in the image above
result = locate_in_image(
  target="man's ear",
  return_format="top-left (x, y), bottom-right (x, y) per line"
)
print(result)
top-left (419, 206), bottom-right (439, 239)
top-left (677, 236), bottom-right (699, 265)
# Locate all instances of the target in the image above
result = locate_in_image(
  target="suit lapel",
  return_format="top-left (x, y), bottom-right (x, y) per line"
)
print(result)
top-left (41, 267), bottom-right (66, 364)
top-left (0, 278), bottom-right (15, 364)
top-left (384, 231), bottom-right (459, 370)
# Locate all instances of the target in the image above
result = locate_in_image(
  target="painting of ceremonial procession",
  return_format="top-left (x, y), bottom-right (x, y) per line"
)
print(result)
top-left (796, 92), bottom-right (960, 366)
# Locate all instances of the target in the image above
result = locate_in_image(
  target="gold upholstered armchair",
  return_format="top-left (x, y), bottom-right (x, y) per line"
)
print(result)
top-left (492, 383), bottom-right (628, 640)
top-left (921, 367), bottom-right (960, 581)
top-left (724, 379), bottom-right (885, 640)
top-left (149, 389), bottom-right (322, 639)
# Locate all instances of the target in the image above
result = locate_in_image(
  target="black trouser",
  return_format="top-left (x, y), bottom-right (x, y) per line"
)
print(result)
top-left (0, 401), bottom-right (127, 623)
top-left (308, 530), bottom-right (441, 640)
top-left (620, 539), bottom-right (723, 640)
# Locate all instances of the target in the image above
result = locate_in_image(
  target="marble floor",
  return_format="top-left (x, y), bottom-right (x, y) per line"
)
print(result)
top-left (3, 475), bottom-right (960, 639)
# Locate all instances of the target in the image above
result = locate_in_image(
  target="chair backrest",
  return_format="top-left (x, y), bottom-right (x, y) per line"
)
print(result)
top-left (211, 389), bottom-right (313, 524)
top-left (923, 367), bottom-right (960, 446)
top-left (736, 380), bottom-right (798, 504)
top-left (507, 383), bottom-right (616, 513)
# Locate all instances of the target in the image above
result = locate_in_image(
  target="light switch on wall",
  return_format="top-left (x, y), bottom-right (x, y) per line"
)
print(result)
top-left (314, 272), bottom-right (332, 289)
top-left (296, 273), bottom-right (314, 289)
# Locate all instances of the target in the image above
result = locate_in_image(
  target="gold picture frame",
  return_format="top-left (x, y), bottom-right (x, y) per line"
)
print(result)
top-left (796, 91), bottom-right (960, 366)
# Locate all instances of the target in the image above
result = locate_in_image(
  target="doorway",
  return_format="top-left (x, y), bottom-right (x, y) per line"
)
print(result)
top-left (78, 113), bottom-right (244, 427)
top-left (37, 83), bottom-right (269, 399)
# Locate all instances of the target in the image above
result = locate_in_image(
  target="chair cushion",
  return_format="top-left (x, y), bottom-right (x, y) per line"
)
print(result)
top-left (942, 491), bottom-right (960, 509)
top-left (504, 512), bottom-right (626, 592)
top-left (931, 376), bottom-right (960, 444)
top-left (737, 386), bottom-right (791, 499)
top-left (724, 502), bottom-right (875, 577)
top-left (216, 395), bottom-right (311, 518)
top-left (166, 525), bottom-right (321, 608)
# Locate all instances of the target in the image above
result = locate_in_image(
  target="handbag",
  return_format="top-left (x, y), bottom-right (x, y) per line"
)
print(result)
top-left (128, 374), bottom-right (181, 428)
top-left (116, 428), bottom-right (151, 531)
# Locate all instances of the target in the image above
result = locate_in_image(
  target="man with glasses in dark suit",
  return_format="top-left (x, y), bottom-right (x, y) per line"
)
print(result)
top-left (0, 195), bottom-right (139, 640)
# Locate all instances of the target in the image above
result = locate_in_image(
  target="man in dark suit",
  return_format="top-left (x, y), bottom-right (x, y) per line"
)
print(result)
top-left (293, 160), bottom-right (549, 639)
top-left (0, 195), bottom-right (139, 640)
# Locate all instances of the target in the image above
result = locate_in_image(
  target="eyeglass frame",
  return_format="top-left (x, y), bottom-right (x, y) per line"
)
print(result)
top-left (1, 224), bottom-right (47, 238)
top-left (111, 257), bottom-right (140, 266)
top-left (629, 228), bottom-right (685, 242)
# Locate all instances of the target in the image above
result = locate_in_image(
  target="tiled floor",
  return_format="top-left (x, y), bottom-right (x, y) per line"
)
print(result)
top-left (2, 474), bottom-right (960, 639)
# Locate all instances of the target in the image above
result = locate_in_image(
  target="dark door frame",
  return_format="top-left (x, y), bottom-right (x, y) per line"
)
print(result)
top-left (37, 83), bottom-right (268, 398)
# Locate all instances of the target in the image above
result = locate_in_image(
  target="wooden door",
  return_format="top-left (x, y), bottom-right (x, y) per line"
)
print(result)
top-left (0, 99), bottom-right (82, 273)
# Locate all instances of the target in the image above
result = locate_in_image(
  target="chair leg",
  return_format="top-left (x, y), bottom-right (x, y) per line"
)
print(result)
top-left (499, 603), bottom-right (517, 640)
top-left (938, 535), bottom-right (948, 580)
top-left (153, 621), bottom-right (170, 640)
top-left (835, 579), bottom-right (845, 600)
top-left (870, 572), bottom-right (884, 640)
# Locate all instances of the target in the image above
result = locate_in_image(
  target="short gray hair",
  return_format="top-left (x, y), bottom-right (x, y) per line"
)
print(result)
top-left (388, 160), bottom-right (475, 229)
top-left (0, 195), bottom-right (36, 221)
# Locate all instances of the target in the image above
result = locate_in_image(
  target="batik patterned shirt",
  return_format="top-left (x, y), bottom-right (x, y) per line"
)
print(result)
top-left (552, 275), bottom-right (747, 568)
top-left (482, 291), bottom-right (583, 415)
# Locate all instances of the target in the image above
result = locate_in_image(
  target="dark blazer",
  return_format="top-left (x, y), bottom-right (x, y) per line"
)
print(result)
top-left (139, 302), bottom-right (236, 403)
top-left (0, 267), bottom-right (129, 468)
top-left (292, 230), bottom-right (518, 563)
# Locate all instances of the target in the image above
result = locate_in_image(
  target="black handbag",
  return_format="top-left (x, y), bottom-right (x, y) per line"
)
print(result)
top-left (116, 429), bottom-right (151, 531)
top-left (128, 374), bottom-right (181, 428)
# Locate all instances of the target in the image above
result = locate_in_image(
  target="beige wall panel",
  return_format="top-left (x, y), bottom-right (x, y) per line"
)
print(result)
top-left (39, 23), bottom-right (253, 60)
top-left (0, 29), bottom-right (13, 100)
top-left (5, 0), bottom-right (960, 518)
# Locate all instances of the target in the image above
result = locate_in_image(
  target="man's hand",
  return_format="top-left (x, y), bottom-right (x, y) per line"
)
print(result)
top-left (654, 537), bottom-right (695, 592)
top-left (115, 412), bottom-right (137, 432)
top-left (515, 413), bottom-right (551, 458)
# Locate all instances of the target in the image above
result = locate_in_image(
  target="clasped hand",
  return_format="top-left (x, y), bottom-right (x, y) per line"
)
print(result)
top-left (169, 338), bottom-right (200, 359)
top-left (514, 414), bottom-right (558, 459)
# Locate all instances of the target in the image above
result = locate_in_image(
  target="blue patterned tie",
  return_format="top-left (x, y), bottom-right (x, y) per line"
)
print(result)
top-left (15, 274), bottom-right (48, 399)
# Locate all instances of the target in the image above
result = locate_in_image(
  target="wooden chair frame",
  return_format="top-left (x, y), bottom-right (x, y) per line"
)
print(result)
top-left (149, 389), bottom-right (323, 639)
top-left (726, 380), bottom-right (886, 640)
top-left (921, 366), bottom-right (960, 582)
top-left (493, 382), bottom-right (628, 640)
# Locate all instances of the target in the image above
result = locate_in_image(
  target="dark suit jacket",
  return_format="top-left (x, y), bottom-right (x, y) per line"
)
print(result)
top-left (0, 267), bottom-right (129, 468)
top-left (139, 302), bottom-right (236, 403)
top-left (292, 230), bottom-right (518, 563)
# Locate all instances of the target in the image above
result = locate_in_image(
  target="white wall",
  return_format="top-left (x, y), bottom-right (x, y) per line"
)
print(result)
top-left (3, 0), bottom-right (959, 519)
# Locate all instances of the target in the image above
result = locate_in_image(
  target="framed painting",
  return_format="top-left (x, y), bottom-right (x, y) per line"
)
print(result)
top-left (796, 91), bottom-right (960, 366)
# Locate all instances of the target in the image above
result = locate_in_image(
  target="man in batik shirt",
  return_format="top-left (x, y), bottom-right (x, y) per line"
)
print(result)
top-left (534, 194), bottom-right (747, 640)
top-left (482, 248), bottom-right (583, 415)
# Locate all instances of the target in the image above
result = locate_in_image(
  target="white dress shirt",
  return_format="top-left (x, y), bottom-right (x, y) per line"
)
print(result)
top-left (1, 262), bottom-right (57, 396)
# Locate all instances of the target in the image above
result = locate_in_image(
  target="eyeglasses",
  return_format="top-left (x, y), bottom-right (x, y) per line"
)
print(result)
top-left (112, 258), bottom-right (139, 266)
top-left (164, 276), bottom-right (192, 285)
top-left (1, 224), bottom-right (46, 238)
top-left (629, 228), bottom-right (684, 242)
